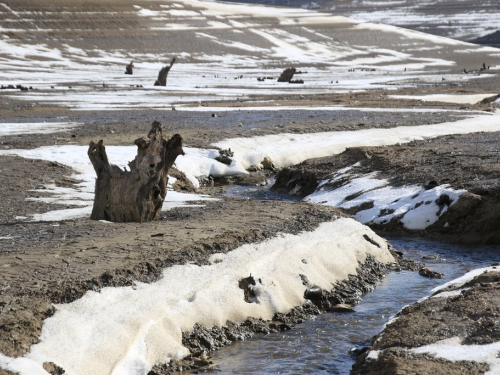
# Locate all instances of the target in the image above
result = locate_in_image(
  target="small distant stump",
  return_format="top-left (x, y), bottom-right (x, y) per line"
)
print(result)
top-left (88, 121), bottom-right (185, 222)
top-left (154, 57), bottom-right (177, 86)
top-left (125, 61), bottom-right (134, 75)
top-left (277, 67), bottom-right (296, 82)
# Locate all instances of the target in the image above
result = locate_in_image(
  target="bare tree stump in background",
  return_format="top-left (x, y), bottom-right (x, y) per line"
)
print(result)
top-left (154, 57), bottom-right (177, 86)
top-left (88, 121), bottom-right (185, 222)
top-left (125, 61), bottom-right (134, 75)
top-left (277, 67), bottom-right (296, 82)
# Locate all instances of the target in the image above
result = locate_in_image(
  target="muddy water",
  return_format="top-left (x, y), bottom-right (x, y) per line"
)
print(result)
top-left (211, 235), bottom-right (498, 374)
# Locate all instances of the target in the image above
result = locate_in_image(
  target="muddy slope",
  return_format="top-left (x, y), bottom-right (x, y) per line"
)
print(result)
top-left (352, 266), bottom-right (500, 375)
top-left (273, 131), bottom-right (500, 243)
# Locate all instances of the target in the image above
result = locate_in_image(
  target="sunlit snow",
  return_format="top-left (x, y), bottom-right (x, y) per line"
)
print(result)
top-left (0, 219), bottom-right (394, 375)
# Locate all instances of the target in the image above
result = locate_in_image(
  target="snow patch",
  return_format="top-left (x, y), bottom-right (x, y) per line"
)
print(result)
top-left (1, 219), bottom-right (394, 375)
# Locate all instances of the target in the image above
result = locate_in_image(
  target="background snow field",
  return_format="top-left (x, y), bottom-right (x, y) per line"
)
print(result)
top-left (1, 0), bottom-right (500, 110)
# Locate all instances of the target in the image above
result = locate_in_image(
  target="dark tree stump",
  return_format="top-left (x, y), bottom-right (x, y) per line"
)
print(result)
top-left (88, 121), bottom-right (185, 222)
top-left (277, 67), bottom-right (296, 82)
top-left (154, 57), bottom-right (177, 86)
top-left (125, 61), bottom-right (134, 75)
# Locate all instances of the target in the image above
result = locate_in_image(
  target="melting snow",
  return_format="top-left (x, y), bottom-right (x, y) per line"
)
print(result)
top-left (0, 219), bottom-right (394, 375)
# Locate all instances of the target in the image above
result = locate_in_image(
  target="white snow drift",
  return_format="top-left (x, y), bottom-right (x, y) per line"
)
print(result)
top-left (304, 170), bottom-right (464, 230)
top-left (0, 219), bottom-right (394, 375)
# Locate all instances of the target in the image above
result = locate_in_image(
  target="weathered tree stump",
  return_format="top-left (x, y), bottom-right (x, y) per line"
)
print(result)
top-left (277, 67), bottom-right (296, 82)
top-left (125, 61), bottom-right (134, 75)
top-left (88, 121), bottom-right (185, 222)
top-left (154, 57), bottom-right (177, 86)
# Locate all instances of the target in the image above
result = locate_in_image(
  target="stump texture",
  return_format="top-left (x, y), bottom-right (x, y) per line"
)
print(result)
top-left (88, 121), bottom-right (185, 222)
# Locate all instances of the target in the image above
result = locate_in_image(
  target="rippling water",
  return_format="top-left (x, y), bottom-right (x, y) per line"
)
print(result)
top-left (211, 235), bottom-right (499, 374)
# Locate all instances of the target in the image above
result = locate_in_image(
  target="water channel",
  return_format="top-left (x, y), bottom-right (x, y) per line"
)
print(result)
top-left (211, 185), bottom-right (499, 374)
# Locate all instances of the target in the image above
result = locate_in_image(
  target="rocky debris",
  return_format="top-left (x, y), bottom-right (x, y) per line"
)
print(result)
top-left (304, 286), bottom-right (322, 300)
top-left (261, 156), bottom-right (279, 172)
top-left (215, 148), bottom-right (234, 165)
top-left (43, 362), bottom-right (65, 375)
top-left (277, 67), bottom-right (296, 82)
top-left (168, 167), bottom-right (197, 193)
top-left (353, 265), bottom-right (500, 374)
top-left (272, 167), bottom-right (320, 197)
top-left (418, 267), bottom-right (444, 279)
top-left (238, 274), bottom-right (259, 303)
top-left (478, 93), bottom-right (500, 104)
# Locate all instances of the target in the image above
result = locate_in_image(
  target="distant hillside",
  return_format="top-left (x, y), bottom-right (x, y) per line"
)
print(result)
top-left (225, 0), bottom-right (500, 47)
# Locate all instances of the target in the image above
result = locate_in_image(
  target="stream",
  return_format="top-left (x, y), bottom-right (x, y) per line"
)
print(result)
top-left (212, 186), bottom-right (500, 374)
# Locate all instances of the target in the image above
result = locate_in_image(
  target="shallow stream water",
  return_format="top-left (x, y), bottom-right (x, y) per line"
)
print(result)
top-left (216, 186), bottom-right (499, 374)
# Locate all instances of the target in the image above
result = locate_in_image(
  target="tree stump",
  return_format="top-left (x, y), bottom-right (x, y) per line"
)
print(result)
top-left (125, 61), bottom-right (134, 75)
top-left (154, 57), bottom-right (177, 86)
top-left (88, 121), bottom-right (185, 222)
top-left (277, 67), bottom-right (296, 82)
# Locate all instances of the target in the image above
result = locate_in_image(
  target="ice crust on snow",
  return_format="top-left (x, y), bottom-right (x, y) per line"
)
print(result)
top-left (1, 219), bottom-right (394, 375)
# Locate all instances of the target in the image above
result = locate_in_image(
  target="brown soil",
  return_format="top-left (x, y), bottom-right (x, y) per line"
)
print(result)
top-left (0, 198), bottom-right (347, 358)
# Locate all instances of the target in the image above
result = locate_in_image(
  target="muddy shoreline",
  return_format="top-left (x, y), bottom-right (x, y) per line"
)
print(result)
top-left (1, 98), bottom-right (500, 374)
top-left (352, 265), bottom-right (500, 375)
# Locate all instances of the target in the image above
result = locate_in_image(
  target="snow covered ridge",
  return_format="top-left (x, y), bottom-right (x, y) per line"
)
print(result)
top-left (303, 167), bottom-right (464, 230)
top-left (214, 112), bottom-right (500, 170)
top-left (0, 218), bottom-right (395, 375)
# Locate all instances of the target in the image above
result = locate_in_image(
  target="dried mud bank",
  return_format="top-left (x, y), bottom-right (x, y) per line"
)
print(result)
top-left (352, 265), bottom-right (500, 375)
top-left (0, 200), bottom-right (340, 358)
top-left (273, 131), bottom-right (500, 244)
